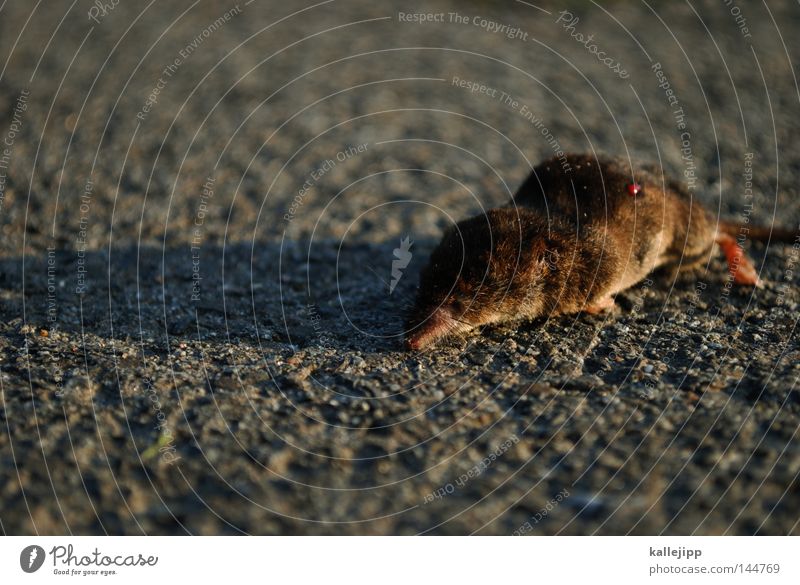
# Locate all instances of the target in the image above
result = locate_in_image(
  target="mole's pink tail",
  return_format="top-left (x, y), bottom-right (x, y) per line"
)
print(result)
top-left (718, 220), bottom-right (799, 243)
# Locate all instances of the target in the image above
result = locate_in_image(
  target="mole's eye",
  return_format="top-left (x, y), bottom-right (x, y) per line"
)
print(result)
top-left (626, 182), bottom-right (642, 197)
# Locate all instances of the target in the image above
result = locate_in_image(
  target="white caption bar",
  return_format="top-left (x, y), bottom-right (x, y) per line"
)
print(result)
top-left (1, 536), bottom-right (797, 583)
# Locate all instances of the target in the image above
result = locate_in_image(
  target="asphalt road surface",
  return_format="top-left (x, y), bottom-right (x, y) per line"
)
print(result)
top-left (0, 0), bottom-right (799, 534)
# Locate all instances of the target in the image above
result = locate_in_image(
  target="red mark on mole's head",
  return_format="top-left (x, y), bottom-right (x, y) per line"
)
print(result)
top-left (626, 183), bottom-right (642, 197)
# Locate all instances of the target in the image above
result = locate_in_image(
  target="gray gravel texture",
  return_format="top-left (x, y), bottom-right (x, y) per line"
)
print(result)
top-left (0, 0), bottom-right (799, 535)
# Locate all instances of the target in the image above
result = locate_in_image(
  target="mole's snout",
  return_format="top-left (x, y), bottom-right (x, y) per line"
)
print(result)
top-left (405, 306), bottom-right (461, 350)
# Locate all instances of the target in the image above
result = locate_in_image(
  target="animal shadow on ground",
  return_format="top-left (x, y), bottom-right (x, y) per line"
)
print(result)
top-left (1, 238), bottom-right (795, 410)
top-left (0, 239), bottom-right (443, 354)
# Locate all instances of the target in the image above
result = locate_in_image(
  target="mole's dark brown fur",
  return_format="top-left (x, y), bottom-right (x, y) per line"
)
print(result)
top-left (405, 153), bottom-right (798, 350)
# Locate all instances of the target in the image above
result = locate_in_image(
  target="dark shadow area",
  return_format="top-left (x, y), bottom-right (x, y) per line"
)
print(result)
top-left (1, 239), bottom-right (796, 406)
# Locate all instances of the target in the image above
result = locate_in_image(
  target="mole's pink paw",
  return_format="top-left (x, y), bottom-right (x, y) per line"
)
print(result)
top-left (731, 261), bottom-right (762, 287)
top-left (716, 233), bottom-right (762, 287)
top-left (584, 296), bottom-right (616, 315)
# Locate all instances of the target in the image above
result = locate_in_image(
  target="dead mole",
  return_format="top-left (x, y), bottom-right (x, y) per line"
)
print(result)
top-left (405, 153), bottom-right (798, 350)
